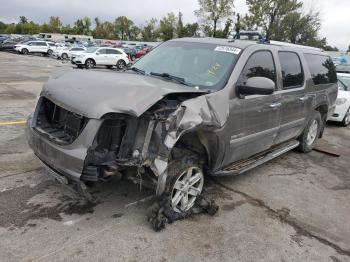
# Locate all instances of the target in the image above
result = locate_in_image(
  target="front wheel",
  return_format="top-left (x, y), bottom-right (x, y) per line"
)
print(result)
top-left (85, 59), bottom-right (95, 69)
top-left (341, 107), bottom-right (350, 127)
top-left (297, 111), bottom-right (322, 153)
top-left (162, 157), bottom-right (204, 216)
top-left (61, 53), bottom-right (68, 60)
top-left (47, 49), bottom-right (53, 56)
top-left (116, 60), bottom-right (126, 70)
top-left (22, 48), bottom-right (28, 55)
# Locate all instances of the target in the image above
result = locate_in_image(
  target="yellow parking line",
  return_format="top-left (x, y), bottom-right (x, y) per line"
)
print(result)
top-left (0, 120), bottom-right (27, 125)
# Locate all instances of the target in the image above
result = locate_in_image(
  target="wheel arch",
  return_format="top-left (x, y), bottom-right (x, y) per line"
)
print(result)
top-left (314, 103), bottom-right (328, 138)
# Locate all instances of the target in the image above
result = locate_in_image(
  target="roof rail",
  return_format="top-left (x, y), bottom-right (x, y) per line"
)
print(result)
top-left (269, 40), bottom-right (323, 52)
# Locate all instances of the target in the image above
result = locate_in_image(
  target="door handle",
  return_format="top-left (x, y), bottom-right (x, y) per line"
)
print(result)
top-left (269, 102), bottom-right (282, 108)
top-left (299, 96), bottom-right (308, 102)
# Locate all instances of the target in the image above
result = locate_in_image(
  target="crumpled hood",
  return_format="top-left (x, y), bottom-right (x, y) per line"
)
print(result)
top-left (41, 70), bottom-right (206, 119)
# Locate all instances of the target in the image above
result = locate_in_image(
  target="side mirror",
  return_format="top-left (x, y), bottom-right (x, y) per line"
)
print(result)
top-left (96, 52), bottom-right (100, 55)
top-left (237, 77), bottom-right (275, 96)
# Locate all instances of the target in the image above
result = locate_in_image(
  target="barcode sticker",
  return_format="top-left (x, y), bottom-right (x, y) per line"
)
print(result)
top-left (214, 46), bottom-right (241, 54)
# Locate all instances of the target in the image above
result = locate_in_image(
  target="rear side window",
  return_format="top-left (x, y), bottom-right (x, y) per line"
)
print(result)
top-left (304, 54), bottom-right (337, 85)
top-left (238, 51), bottom-right (276, 86)
top-left (107, 49), bottom-right (122, 54)
top-left (279, 52), bottom-right (304, 89)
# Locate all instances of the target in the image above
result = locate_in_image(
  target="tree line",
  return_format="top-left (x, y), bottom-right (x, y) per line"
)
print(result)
top-left (0, 0), bottom-right (344, 50)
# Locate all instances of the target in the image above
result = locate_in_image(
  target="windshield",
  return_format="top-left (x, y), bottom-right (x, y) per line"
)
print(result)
top-left (338, 75), bottom-right (350, 91)
top-left (133, 41), bottom-right (240, 90)
top-left (86, 47), bottom-right (98, 53)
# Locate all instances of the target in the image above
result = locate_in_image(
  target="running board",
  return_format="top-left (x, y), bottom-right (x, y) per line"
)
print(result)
top-left (212, 140), bottom-right (300, 176)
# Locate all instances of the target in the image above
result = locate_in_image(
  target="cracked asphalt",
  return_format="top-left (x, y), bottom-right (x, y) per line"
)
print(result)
top-left (0, 51), bottom-right (350, 262)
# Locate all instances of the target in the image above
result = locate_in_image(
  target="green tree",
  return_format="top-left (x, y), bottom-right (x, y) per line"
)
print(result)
top-left (114, 16), bottom-right (136, 40)
top-left (245, 0), bottom-right (302, 40)
top-left (184, 23), bottom-right (200, 37)
top-left (176, 12), bottom-right (186, 38)
top-left (0, 21), bottom-right (7, 33)
top-left (141, 18), bottom-right (159, 41)
top-left (19, 16), bottom-right (28, 24)
top-left (159, 13), bottom-right (177, 41)
top-left (215, 18), bottom-right (232, 38)
top-left (195, 0), bottom-right (234, 37)
top-left (48, 16), bottom-right (62, 33)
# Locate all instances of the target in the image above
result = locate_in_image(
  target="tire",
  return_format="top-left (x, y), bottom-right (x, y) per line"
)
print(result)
top-left (85, 59), bottom-right (95, 69)
top-left (297, 111), bottom-right (322, 153)
top-left (161, 156), bottom-right (204, 217)
top-left (341, 107), bottom-right (350, 127)
top-left (61, 53), bottom-right (68, 60)
top-left (22, 48), bottom-right (28, 55)
top-left (116, 59), bottom-right (126, 70)
top-left (47, 49), bottom-right (53, 56)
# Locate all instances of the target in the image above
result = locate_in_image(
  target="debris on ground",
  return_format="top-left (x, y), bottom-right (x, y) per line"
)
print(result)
top-left (146, 192), bottom-right (219, 232)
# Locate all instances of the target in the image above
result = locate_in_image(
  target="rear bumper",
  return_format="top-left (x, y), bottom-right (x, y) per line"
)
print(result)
top-left (26, 113), bottom-right (102, 181)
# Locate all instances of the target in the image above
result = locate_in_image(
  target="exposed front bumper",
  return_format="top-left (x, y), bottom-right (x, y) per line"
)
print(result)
top-left (26, 113), bottom-right (102, 181)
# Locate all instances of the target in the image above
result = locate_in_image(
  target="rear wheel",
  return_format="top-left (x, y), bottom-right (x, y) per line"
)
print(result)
top-left (116, 60), bottom-right (126, 70)
top-left (297, 111), bottom-right (322, 153)
top-left (47, 49), bottom-right (53, 56)
top-left (85, 59), bottom-right (95, 69)
top-left (61, 53), bottom-right (68, 59)
top-left (22, 48), bottom-right (28, 55)
top-left (341, 107), bottom-right (350, 126)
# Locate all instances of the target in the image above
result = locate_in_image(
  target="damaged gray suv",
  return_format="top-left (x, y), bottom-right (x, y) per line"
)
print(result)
top-left (26, 38), bottom-right (338, 217)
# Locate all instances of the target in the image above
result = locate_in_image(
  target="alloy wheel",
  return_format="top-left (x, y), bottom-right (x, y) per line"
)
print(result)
top-left (306, 119), bottom-right (318, 146)
top-left (170, 167), bottom-right (204, 213)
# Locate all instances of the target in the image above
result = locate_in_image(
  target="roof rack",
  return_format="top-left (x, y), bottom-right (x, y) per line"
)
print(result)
top-left (269, 40), bottom-right (323, 52)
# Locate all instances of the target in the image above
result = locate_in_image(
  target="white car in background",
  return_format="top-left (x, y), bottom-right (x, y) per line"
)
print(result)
top-left (71, 47), bottom-right (129, 69)
top-left (53, 46), bottom-right (86, 60)
top-left (329, 73), bottom-right (350, 126)
top-left (14, 41), bottom-right (55, 55)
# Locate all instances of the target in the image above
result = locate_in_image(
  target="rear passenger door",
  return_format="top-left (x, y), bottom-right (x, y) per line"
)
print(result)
top-left (106, 49), bottom-right (122, 65)
top-left (273, 51), bottom-right (310, 144)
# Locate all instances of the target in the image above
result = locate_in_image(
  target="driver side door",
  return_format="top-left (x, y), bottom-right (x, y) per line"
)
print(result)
top-left (222, 50), bottom-right (282, 166)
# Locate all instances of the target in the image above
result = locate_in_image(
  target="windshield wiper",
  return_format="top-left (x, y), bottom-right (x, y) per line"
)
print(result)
top-left (150, 72), bottom-right (194, 87)
top-left (128, 67), bottom-right (145, 75)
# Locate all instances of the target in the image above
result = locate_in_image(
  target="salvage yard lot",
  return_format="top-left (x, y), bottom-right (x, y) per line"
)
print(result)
top-left (0, 51), bottom-right (350, 262)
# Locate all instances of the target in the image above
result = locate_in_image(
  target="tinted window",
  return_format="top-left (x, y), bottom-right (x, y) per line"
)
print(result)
top-left (279, 52), bottom-right (304, 89)
top-left (98, 48), bottom-right (107, 54)
top-left (238, 51), bottom-right (276, 86)
top-left (71, 48), bottom-right (84, 51)
top-left (107, 49), bottom-right (122, 54)
top-left (37, 42), bottom-right (47, 46)
top-left (305, 54), bottom-right (337, 85)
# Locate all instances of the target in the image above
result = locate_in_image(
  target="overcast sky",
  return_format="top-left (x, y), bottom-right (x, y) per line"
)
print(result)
top-left (0, 0), bottom-right (348, 50)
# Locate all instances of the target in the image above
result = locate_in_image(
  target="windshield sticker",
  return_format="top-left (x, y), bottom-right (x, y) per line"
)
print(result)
top-left (214, 46), bottom-right (241, 54)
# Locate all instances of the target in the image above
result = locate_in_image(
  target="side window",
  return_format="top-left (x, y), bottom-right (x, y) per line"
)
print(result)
top-left (38, 42), bottom-right (47, 46)
top-left (98, 48), bottom-right (107, 54)
top-left (238, 51), bottom-right (276, 87)
top-left (107, 49), bottom-right (122, 54)
top-left (304, 54), bottom-right (337, 85)
top-left (279, 52), bottom-right (304, 89)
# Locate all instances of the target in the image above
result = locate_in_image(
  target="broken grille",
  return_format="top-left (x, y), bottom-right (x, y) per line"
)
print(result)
top-left (35, 97), bottom-right (88, 144)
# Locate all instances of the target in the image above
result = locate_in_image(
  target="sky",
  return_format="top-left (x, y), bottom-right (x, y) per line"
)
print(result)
top-left (0, 0), bottom-right (349, 50)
